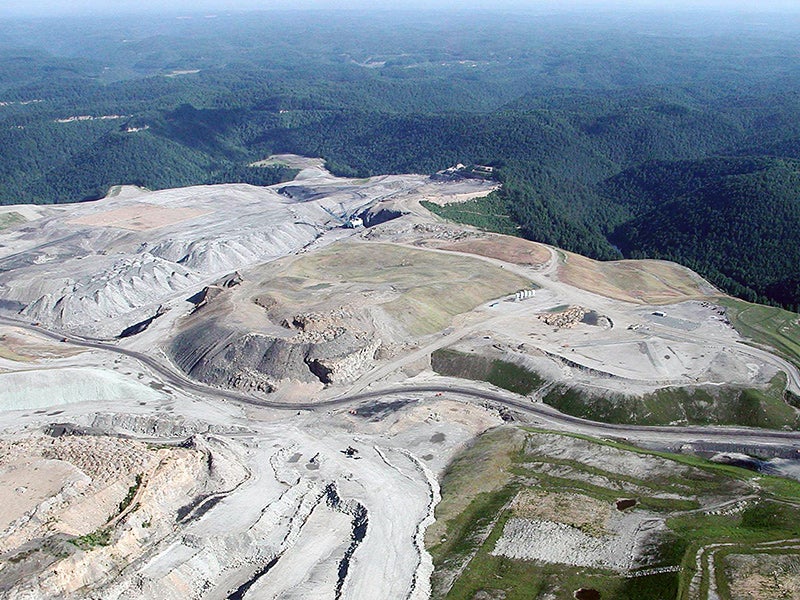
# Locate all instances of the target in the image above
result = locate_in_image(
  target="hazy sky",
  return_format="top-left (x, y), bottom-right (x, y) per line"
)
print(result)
top-left (2, 0), bottom-right (800, 18)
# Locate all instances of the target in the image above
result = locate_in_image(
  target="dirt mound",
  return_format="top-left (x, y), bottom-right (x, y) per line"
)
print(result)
top-left (170, 319), bottom-right (380, 392)
top-left (539, 306), bottom-right (586, 328)
top-left (558, 251), bottom-right (712, 304)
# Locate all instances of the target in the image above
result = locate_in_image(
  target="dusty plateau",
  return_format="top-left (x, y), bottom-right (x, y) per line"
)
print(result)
top-left (0, 156), bottom-right (799, 599)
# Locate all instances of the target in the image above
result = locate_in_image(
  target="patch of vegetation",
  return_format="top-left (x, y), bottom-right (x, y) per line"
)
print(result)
top-left (277, 243), bottom-right (528, 336)
top-left (422, 193), bottom-right (520, 237)
top-left (740, 501), bottom-right (797, 531)
top-left (432, 348), bottom-right (544, 396)
top-left (542, 376), bottom-right (799, 430)
top-left (720, 297), bottom-right (800, 371)
top-left (118, 474), bottom-right (143, 515)
top-left (204, 164), bottom-right (298, 187)
top-left (427, 427), bottom-right (525, 596)
top-left (431, 427), bottom-right (800, 599)
top-left (66, 474), bottom-right (143, 552)
top-left (0, 212), bottom-right (25, 230)
top-left (146, 442), bottom-right (176, 450)
top-left (69, 529), bottom-right (112, 550)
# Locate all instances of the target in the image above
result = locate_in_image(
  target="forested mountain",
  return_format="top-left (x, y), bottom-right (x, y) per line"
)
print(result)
top-left (608, 158), bottom-right (800, 308)
top-left (1, 9), bottom-right (799, 307)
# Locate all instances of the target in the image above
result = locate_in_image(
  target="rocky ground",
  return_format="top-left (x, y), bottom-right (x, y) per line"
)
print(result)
top-left (0, 156), bottom-right (797, 599)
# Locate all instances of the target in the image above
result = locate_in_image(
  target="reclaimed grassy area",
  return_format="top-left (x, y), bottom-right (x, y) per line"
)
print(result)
top-left (0, 212), bottom-right (25, 230)
top-left (428, 427), bottom-right (800, 600)
top-left (431, 348), bottom-right (545, 395)
top-left (543, 374), bottom-right (799, 430)
top-left (263, 242), bottom-right (530, 336)
top-left (558, 251), bottom-right (710, 305)
top-left (720, 297), bottom-right (800, 371)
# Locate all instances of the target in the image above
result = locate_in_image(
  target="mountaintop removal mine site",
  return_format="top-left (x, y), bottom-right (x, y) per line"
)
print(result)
top-left (1, 156), bottom-right (800, 600)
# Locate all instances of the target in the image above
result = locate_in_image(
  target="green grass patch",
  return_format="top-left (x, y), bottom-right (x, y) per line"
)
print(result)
top-left (0, 212), bottom-right (25, 230)
top-left (274, 242), bottom-right (529, 336)
top-left (512, 465), bottom-right (700, 514)
top-left (422, 192), bottom-right (520, 237)
top-left (720, 297), bottom-right (800, 371)
top-left (514, 454), bottom-right (700, 511)
top-left (545, 304), bottom-right (571, 313)
top-left (428, 427), bottom-right (522, 558)
top-left (432, 348), bottom-right (544, 395)
top-left (69, 529), bottom-right (112, 550)
top-left (435, 484), bottom-right (519, 567)
top-left (667, 500), bottom-right (800, 552)
top-left (118, 474), bottom-right (142, 515)
top-left (542, 377), bottom-right (799, 430)
top-left (543, 385), bottom-right (679, 426)
top-left (434, 426), bottom-right (800, 599)
top-left (428, 428), bottom-right (525, 597)
top-left (67, 473), bottom-right (143, 552)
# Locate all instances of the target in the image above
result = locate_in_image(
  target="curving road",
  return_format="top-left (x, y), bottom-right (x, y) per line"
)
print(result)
top-left (2, 315), bottom-right (800, 450)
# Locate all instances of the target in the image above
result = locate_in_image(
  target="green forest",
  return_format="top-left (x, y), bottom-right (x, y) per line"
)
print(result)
top-left (1, 9), bottom-right (800, 308)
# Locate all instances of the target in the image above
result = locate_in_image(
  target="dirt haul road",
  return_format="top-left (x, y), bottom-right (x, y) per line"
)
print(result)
top-left (2, 315), bottom-right (798, 452)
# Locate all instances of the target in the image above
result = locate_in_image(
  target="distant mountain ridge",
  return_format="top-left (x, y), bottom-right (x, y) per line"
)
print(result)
top-left (1, 10), bottom-right (800, 309)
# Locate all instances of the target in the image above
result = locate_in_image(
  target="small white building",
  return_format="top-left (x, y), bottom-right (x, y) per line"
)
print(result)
top-left (345, 217), bottom-right (364, 228)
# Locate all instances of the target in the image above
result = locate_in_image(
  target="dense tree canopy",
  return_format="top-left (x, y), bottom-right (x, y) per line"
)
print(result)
top-left (1, 9), bottom-right (799, 307)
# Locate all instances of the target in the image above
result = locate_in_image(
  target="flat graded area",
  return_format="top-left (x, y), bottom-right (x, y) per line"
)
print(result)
top-left (262, 241), bottom-right (530, 336)
top-left (429, 233), bottom-right (550, 267)
top-left (249, 153), bottom-right (327, 171)
top-left (558, 251), bottom-right (713, 305)
top-left (0, 326), bottom-right (89, 363)
top-left (67, 203), bottom-right (211, 231)
top-left (415, 183), bottom-right (500, 207)
top-left (428, 427), bottom-right (800, 600)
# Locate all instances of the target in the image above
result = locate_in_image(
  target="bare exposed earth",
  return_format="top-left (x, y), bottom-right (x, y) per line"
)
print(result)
top-left (725, 553), bottom-right (800, 600)
top-left (559, 250), bottom-right (716, 305)
top-left (427, 233), bottom-right (550, 267)
top-left (68, 203), bottom-right (211, 231)
top-left (0, 156), bottom-right (797, 599)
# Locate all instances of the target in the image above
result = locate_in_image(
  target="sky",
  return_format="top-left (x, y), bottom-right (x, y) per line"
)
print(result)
top-left (2, 0), bottom-right (800, 18)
